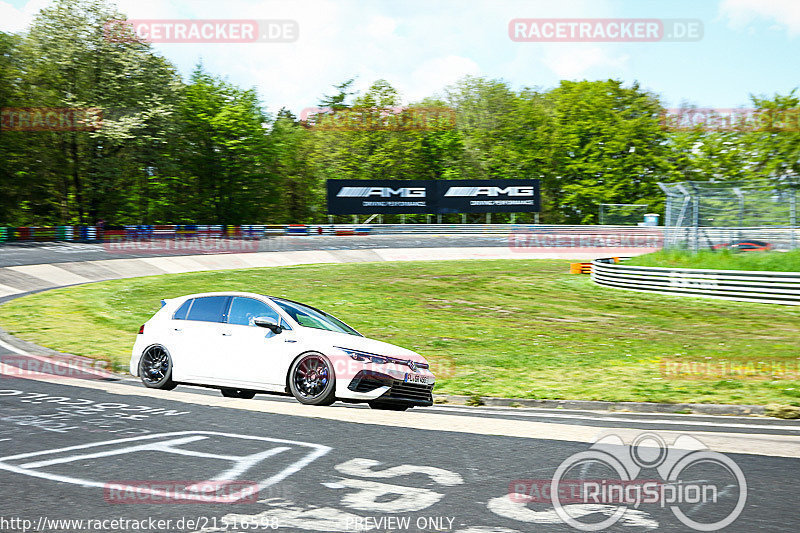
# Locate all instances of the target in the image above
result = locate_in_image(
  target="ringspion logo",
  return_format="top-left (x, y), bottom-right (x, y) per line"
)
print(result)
top-left (546, 433), bottom-right (746, 531)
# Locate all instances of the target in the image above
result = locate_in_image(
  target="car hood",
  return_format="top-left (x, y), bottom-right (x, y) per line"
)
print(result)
top-left (297, 328), bottom-right (426, 362)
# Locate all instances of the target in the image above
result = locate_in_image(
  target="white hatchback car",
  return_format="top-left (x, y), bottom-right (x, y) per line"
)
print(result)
top-left (130, 292), bottom-right (435, 410)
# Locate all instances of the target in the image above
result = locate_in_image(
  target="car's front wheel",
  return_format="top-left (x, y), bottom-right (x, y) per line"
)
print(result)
top-left (221, 388), bottom-right (256, 399)
top-left (138, 345), bottom-right (177, 390)
top-left (288, 352), bottom-right (336, 406)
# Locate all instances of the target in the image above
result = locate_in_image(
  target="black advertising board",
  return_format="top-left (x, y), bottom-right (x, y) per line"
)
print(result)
top-left (326, 180), bottom-right (435, 215)
top-left (326, 179), bottom-right (540, 215)
top-left (436, 179), bottom-right (540, 213)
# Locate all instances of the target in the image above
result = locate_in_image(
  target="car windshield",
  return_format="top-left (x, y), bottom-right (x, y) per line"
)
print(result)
top-left (272, 298), bottom-right (361, 336)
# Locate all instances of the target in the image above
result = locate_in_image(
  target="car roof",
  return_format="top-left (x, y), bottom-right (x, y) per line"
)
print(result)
top-left (170, 292), bottom-right (326, 313)
top-left (171, 291), bottom-right (268, 301)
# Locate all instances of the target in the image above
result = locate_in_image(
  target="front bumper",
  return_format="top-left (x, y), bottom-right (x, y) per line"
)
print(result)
top-left (346, 370), bottom-right (434, 406)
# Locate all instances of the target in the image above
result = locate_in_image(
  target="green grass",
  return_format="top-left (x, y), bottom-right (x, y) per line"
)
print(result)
top-left (626, 249), bottom-right (800, 272)
top-left (1, 259), bottom-right (799, 405)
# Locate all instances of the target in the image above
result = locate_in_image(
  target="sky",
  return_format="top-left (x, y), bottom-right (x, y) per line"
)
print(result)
top-left (1, 0), bottom-right (799, 116)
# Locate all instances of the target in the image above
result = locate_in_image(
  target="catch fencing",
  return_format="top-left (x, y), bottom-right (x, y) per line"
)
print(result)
top-left (659, 179), bottom-right (799, 251)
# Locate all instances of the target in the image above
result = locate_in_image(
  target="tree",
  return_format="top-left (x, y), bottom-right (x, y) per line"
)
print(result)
top-left (318, 78), bottom-right (357, 110)
top-left (546, 80), bottom-right (671, 223)
top-left (178, 65), bottom-right (271, 223)
top-left (11, 0), bottom-right (182, 224)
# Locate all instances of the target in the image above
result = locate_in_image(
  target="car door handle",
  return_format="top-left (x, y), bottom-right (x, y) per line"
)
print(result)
top-left (284, 339), bottom-right (297, 343)
top-left (221, 331), bottom-right (232, 336)
top-left (172, 328), bottom-right (182, 332)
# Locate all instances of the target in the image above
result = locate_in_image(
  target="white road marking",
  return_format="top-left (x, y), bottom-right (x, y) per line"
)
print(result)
top-left (335, 458), bottom-right (463, 486)
top-left (4, 366), bottom-right (799, 458)
top-left (424, 405), bottom-right (800, 432)
top-left (0, 338), bottom-right (31, 356)
top-left (0, 339), bottom-right (112, 380)
top-left (0, 431), bottom-right (330, 503)
top-left (336, 478), bottom-right (444, 513)
top-left (487, 495), bottom-right (658, 529)
top-left (114, 377), bottom-right (800, 432)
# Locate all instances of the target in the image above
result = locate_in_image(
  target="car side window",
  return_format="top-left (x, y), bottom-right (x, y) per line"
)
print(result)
top-left (185, 296), bottom-right (230, 323)
top-left (227, 297), bottom-right (280, 327)
top-left (173, 299), bottom-right (193, 320)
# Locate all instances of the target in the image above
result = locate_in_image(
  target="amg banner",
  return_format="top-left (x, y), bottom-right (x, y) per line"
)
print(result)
top-left (327, 179), bottom-right (540, 215)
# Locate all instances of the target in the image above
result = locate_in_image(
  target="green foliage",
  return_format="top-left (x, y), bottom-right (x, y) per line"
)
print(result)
top-left (1, 259), bottom-right (798, 405)
top-left (547, 80), bottom-right (671, 223)
top-left (626, 249), bottom-right (800, 272)
top-left (1, 0), bottom-right (798, 225)
top-left (176, 66), bottom-right (271, 223)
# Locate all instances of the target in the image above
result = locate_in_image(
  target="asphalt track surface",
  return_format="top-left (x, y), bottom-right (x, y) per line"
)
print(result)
top-left (2, 342), bottom-right (800, 532)
top-left (0, 243), bottom-right (798, 532)
top-left (0, 236), bottom-right (513, 267)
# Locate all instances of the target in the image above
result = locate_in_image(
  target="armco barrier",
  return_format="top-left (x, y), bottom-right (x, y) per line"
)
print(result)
top-left (0, 224), bottom-right (665, 242)
top-left (591, 259), bottom-right (800, 306)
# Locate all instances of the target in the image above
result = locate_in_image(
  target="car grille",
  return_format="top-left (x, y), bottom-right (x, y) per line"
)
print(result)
top-left (348, 370), bottom-right (433, 405)
top-left (382, 381), bottom-right (433, 404)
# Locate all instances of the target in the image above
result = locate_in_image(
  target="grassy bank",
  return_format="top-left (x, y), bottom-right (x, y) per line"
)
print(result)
top-left (1, 259), bottom-right (799, 405)
top-left (626, 249), bottom-right (800, 271)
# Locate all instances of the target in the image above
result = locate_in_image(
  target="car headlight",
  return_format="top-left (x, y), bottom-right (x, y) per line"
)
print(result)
top-left (335, 347), bottom-right (389, 364)
top-left (334, 347), bottom-right (429, 370)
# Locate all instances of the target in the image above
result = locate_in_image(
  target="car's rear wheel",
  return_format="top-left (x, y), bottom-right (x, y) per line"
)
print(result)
top-left (369, 401), bottom-right (409, 411)
top-left (221, 388), bottom-right (256, 399)
top-left (289, 352), bottom-right (336, 406)
top-left (138, 345), bottom-right (177, 390)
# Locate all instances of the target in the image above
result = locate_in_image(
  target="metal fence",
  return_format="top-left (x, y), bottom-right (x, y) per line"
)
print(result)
top-left (659, 179), bottom-right (799, 251)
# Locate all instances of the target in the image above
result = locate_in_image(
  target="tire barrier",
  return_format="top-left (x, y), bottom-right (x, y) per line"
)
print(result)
top-left (591, 259), bottom-right (800, 306)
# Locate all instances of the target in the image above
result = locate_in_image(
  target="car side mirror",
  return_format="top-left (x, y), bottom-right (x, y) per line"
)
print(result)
top-left (253, 316), bottom-right (282, 334)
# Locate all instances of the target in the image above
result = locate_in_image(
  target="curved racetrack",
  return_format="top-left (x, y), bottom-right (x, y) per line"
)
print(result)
top-left (0, 238), bottom-right (798, 532)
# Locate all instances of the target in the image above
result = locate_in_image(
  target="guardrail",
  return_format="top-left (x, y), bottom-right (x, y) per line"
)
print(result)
top-left (0, 224), bottom-right (665, 242)
top-left (591, 259), bottom-right (800, 306)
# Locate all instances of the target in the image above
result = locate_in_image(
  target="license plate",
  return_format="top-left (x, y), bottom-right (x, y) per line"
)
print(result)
top-left (404, 373), bottom-right (429, 385)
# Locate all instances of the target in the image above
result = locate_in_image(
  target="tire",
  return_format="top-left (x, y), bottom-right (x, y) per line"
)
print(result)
top-left (288, 352), bottom-right (336, 406)
top-left (221, 388), bottom-right (256, 399)
top-left (369, 401), bottom-right (409, 411)
top-left (138, 345), bottom-right (177, 390)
